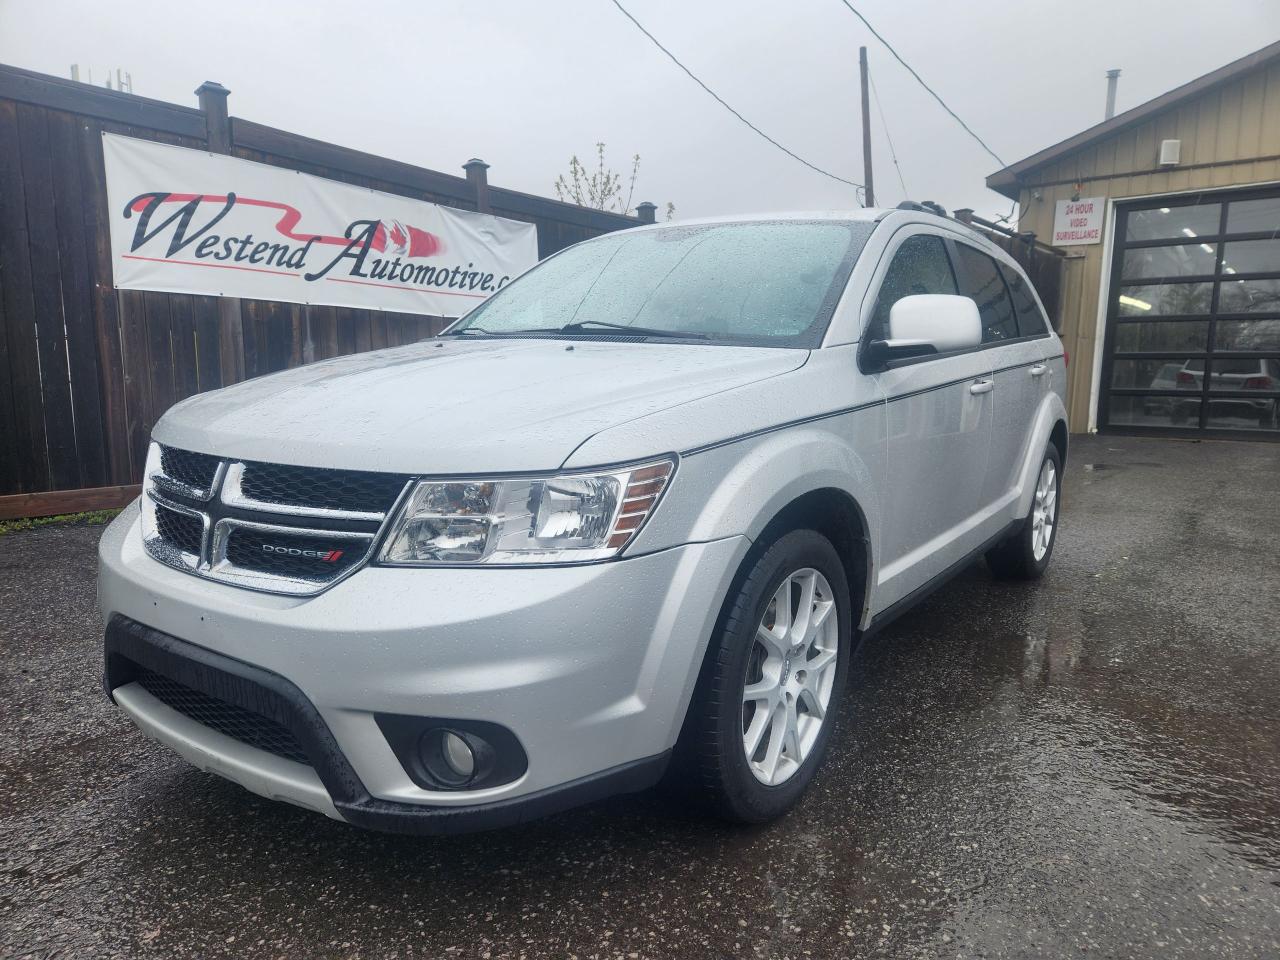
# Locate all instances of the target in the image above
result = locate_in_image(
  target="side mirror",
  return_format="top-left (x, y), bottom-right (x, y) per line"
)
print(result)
top-left (866, 294), bottom-right (982, 367)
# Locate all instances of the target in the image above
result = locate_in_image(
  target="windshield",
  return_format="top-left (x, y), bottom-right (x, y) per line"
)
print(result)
top-left (447, 220), bottom-right (874, 346)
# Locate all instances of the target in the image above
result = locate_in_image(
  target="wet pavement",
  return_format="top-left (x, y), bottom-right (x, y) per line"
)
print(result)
top-left (2, 434), bottom-right (1279, 959)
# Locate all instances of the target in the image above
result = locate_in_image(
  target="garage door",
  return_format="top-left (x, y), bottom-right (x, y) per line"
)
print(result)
top-left (1100, 188), bottom-right (1280, 438)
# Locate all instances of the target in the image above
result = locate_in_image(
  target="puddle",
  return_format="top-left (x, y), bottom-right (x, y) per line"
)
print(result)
top-left (1083, 461), bottom-right (1165, 472)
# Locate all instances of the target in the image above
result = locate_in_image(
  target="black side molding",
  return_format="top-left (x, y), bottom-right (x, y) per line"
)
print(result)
top-left (863, 518), bottom-right (1022, 638)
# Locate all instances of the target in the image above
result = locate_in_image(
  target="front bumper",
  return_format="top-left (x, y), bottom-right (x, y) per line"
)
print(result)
top-left (97, 506), bottom-right (747, 832)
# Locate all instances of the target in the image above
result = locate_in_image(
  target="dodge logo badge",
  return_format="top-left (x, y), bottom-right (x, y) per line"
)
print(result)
top-left (262, 544), bottom-right (344, 562)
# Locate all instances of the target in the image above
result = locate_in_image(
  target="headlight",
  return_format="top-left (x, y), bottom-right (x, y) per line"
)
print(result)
top-left (379, 458), bottom-right (675, 566)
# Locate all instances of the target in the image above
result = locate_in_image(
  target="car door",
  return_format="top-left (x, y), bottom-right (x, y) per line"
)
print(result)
top-left (952, 243), bottom-right (1046, 527)
top-left (997, 260), bottom-right (1057, 505)
top-left (864, 229), bottom-right (994, 611)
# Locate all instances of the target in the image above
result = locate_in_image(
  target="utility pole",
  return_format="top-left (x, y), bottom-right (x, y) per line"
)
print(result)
top-left (859, 46), bottom-right (875, 207)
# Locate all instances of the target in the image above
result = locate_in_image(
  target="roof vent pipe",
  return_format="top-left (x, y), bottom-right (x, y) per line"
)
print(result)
top-left (1105, 69), bottom-right (1121, 120)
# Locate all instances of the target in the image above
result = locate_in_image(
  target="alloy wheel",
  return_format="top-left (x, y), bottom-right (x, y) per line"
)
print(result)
top-left (741, 567), bottom-right (839, 786)
top-left (1031, 458), bottom-right (1058, 561)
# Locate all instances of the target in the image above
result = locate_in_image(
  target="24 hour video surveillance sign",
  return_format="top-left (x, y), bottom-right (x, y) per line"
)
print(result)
top-left (102, 133), bottom-right (538, 317)
top-left (1051, 197), bottom-right (1105, 246)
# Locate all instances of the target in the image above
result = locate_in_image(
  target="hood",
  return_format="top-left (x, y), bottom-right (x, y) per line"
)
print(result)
top-left (154, 338), bottom-right (809, 473)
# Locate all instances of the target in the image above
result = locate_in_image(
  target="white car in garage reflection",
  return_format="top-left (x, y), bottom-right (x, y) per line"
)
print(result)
top-left (1169, 358), bottom-right (1280, 427)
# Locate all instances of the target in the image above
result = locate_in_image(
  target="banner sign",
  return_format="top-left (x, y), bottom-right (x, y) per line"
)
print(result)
top-left (102, 133), bottom-right (538, 317)
top-left (1052, 197), bottom-right (1105, 246)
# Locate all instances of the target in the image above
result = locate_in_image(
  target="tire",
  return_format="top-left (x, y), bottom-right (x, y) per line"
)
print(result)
top-left (986, 443), bottom-right (1062, 580)
top-left (677, 529), bottom-right (852, 823)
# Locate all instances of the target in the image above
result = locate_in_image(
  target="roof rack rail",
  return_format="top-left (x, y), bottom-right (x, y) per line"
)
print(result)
top-left (895, 200), bottom-right (1063, 259)
top-left (896, 200), bottom-right (948, 217)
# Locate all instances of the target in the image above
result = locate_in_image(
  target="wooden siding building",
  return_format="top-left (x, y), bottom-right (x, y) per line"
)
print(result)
top-left (988, 41), bottom-right (1280, 439)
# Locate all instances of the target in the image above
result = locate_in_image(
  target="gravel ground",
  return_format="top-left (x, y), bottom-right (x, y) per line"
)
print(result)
top-left (1, 434), bottom-right (1278, 959)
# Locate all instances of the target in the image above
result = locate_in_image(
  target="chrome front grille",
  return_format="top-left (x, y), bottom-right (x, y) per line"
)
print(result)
top-left (238, 461), bottom-right (408, 515)
top-left (141, 443), bottom-right (411, 595)
top-left (222, 523), bottom-right (365, 580)
top-left (158, 446), bottom-right (220, 497)
top-left (153, 503), bottom-right (205, 557)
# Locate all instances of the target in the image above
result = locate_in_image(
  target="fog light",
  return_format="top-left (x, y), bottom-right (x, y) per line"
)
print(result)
top-left (417, 727), bottom-right (487, 788)
top-left (378, 714), bottom-right (526, 791)
top-left (442, 730), bottom-right (475, 780)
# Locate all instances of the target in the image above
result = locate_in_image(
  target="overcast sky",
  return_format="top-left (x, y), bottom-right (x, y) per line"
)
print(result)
top-left (2, 0), bottom-right (1277, 223)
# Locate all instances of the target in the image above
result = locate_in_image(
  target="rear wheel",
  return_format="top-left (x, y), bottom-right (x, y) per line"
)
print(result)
top-left (986, 444), bottom-right (1061, 580)
top-left (679, 529), bottom-right (851, 823)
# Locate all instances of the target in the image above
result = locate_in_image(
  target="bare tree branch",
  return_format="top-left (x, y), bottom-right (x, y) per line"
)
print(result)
top-left (553, 143), bottom-right (672, 218)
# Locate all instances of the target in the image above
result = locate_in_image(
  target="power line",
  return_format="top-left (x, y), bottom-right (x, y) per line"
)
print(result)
top-left (609, 0), bottom-right (864, 190)
top-left (833, 0), bottom-right (1005, 167)
top-left (992, 196), bottom-right (1021, 226)
top-left (869, 73), bottom-right (908, 202)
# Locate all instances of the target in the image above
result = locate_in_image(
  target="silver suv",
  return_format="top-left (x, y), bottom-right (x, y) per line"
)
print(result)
top-left (98, 209), bottom-right (1068, 833)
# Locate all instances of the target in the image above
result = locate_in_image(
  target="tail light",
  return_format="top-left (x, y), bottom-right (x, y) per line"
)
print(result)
top-left (1176, 371), bottom-right (1196, 385)
top-left (1063, 348), bottom-right (1069, 367)
top-left (1244, 376), bottom-right (1273, 390)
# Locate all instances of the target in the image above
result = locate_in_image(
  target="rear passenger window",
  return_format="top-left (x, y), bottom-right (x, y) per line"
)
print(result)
top-left (867, 235), bottom-right (957, 342)
top-left (955, 244), bottom-right (1018, 343)
top-left (999, 263), bottom-right (1049, 337)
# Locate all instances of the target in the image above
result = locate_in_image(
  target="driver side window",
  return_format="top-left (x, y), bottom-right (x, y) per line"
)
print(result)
top-left (867, 235), bottom-right (958, 342)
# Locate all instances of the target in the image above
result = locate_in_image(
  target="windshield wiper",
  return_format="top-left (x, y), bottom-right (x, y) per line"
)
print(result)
top-left (561, 320), bottom-right (708, 339)
top-left (443, 321), bottom-right (709, 340)
top-left (443, 326), bottom-right (562, 337)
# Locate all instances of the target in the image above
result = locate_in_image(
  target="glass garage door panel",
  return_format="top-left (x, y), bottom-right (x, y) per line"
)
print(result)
top-left (1220, 238), bottom-right (1280, 275)
top-left (1125, 203), bottom-right (1221, 242)
top-left (1120, 244), bottom-right (1216, 280)
top-left (1103, 189), bottom-right (1280, 438)
top-left (1116, 282), bottom-right (1212, 316)
top-left (1226, 197), bottom-right (1280, 233)
top-left (1110, 358), bottom-right (1202, 390)
top-left (1205, 358), bottom-right (1280, 392)
top-left (1220, 278), bottom-right (1280, 313)
top-left (1206, 401), bottom-right (1279, 432)
top-left (1216, 319), bottom-right (1280, 352)
top-left (1107, 395), bottom-right (1202, 429)
top-left (1114, 321), bottom-right (1209, 353)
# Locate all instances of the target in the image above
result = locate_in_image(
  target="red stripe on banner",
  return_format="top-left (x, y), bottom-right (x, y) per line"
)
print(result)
top-left (127, 195), bottom-right (443, 256)
top-left (121, 255), bottom-right (489, 297)
top-left (121, 254), bottom-right (296, 277)
top-left (326, 277), bottom-right (487, 298)
top-left (129, 194), bottom-right (352, 247)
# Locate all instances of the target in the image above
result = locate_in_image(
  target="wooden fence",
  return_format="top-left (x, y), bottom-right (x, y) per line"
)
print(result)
top-left (0, 64), bottom-right (645, 519)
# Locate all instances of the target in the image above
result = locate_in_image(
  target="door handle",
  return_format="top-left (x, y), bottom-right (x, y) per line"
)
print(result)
top-left (1029, 364), bottom-right (1047, 377)
top-left (969, 379), bottom-right (994, 395)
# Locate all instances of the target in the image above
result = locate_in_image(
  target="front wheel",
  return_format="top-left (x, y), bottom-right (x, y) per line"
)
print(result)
top-left (678, 529), bottom-right (851, 823)
top-left (986, 444), bottom-right (1062, 580)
